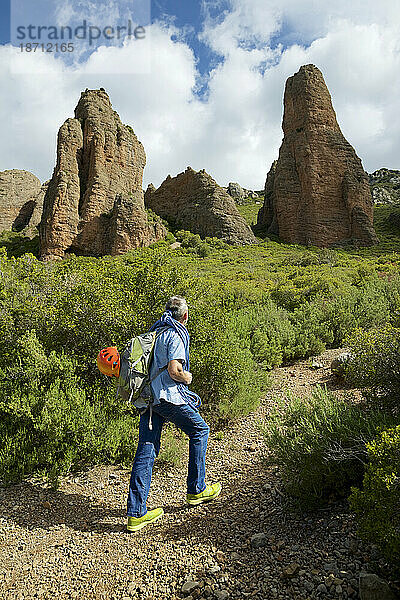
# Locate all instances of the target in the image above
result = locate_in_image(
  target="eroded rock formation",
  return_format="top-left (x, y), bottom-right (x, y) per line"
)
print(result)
top-left (23, 181), bottom-right (49, 238)
top-left (40, 89), bottom-right (164, 260)
top-left (369, 168), bottom-right (400, 204)
top-left (257, 64), bottom-right (378, 247)
top-left (0, 170), bottom-right (42, 234)
top-left (227, 182), bottom-right (246, 204)
top-left (145, 167), bottom-right (256, 245)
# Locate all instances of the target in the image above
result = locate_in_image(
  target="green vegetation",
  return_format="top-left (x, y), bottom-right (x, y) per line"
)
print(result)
top-left (344, 325), bottom-right (400, 410)
top-left (236, 197), bottom-right (262, 226)
top-left (0, 330), bottom-right (136, 484)
top-left (350, 426), bottom-right (400, 567)
top-left (263, 317), bottom-right (400, 569)
top-left (0, 231), bottom-right (39, 258)
top-left (201, 197), bottom-right (400, 570)
top-left (1, 192), bottom-right (400, 548)
top-left (343, 325), bottom-right (400, 568)
top-left (262, 385), bottom-right (394, 508)
top-left (0, 246), bottom-right (270, 483)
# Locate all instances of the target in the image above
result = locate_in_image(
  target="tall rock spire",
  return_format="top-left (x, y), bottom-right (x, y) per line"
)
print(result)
top-left (257, 64), bottom-right (379, 247)
top-left (40, 89), bottom-right (164, 259)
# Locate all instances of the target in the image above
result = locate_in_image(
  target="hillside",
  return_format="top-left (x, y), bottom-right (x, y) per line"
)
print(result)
top-left (2, 348), bottom-right (394, 600)
top-left (0, 182), bottom-right (399, 600)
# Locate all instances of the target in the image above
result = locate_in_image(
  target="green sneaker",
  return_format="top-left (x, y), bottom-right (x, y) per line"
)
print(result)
top-left (186, 483), bottom-right (222, 506)
top-left (127, 507), bottom-right (164, 532)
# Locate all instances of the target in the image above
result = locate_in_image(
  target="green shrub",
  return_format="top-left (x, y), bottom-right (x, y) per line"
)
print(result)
top-left (176, 230), bottom-right (202, 247)
top-left (262, 385), bottom-right (394, 507)
top-left (175, 230), bottom-right (212, 257)
top-left (350, 426), bottom-right (400, 567)
top-left (289, 301), bottom-right (333, 357)
top-left (316, 279), bottom-right (391, 346)
top-left (188, 300), bottom-right (269, 420)
top-left (344, 325), bottom-right (400, 411)
top-left (224, 302), bottom-right (296, 369)
top-left (270, 267), bottom-right (350, 310)
top-left (204, 236), bottom-right (227, 249)
top-left (0, 250), bottom-right (270, 482)
top-left (225, 301), bottom-right (332, 369)
top-left (0, 331), bottom-right (138, 484)
top-left (2, 234), bottom-right (400, 485)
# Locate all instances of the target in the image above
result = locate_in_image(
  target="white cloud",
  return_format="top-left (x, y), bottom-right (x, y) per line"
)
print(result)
top-left (1, 1), bottom-right (400, 191)
top-left (198, 0), bottom-right (400, 180)
top-left (274, 18), bottom-right (400, 172)
top-left (0, 25), bottom-right (202, 184)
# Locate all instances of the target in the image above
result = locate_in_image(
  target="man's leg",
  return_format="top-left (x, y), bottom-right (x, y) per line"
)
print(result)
top-left (127, 409), bottom-right (164, 517)
top-left (155, 401), bottom-right (210, 494)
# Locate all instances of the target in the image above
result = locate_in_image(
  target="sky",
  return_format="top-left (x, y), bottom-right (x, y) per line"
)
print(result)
top-left (0, 0), bottom-right (399, 189)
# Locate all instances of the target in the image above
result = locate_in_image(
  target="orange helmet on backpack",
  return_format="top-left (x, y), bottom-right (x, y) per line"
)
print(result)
top-left (97, 347), bottom-right (120, 377)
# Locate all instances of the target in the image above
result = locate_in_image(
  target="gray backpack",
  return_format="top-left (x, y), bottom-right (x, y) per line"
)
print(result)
top-left (116, 328), bottom-right (168, 428)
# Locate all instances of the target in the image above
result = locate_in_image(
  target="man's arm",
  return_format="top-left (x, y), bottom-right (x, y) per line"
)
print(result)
top-left (168, 359), bottom-right (192, 385)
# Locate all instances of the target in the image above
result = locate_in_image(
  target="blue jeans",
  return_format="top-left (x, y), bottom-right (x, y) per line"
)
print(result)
top-left (127, 400), bottom-right (210, 517)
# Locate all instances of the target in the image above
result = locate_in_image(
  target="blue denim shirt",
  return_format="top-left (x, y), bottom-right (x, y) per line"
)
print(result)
top-left (148, 329), bottom-right (187, 405)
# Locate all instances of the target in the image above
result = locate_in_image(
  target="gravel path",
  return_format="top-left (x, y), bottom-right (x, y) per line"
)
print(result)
top-left (0, 348), bottom-right (384, 600)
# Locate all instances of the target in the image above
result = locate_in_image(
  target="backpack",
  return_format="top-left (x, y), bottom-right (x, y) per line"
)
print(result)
top-left (115, 327), bottom-right (168, 428)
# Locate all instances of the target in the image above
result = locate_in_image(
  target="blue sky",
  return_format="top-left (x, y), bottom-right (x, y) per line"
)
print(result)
top-left (0, 0), bottom-right (399, 188)
top-left (0, 0), bottom-right (10, 44)
top-left (2, 0), bottom-right (229, 93)
top-left (152, 0), bottom-right (227, 95)
top-left (153, 0), bottom-right (209, 66)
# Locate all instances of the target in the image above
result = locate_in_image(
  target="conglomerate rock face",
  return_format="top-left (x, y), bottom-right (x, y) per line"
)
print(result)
top-left (227, 182), bottom-right (246, 204)
top-left (257, 64), bottom-right (379, 247)
top-left (40, 89), bottom-right (164, 260)
top-left (25, 181), bottom-right (49, 238)
top-left (0, 170), bottom-right (42, 234)
top-left (145, 167), bottom-right (256, 245)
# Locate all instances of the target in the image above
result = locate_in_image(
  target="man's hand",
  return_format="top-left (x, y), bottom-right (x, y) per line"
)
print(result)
top-left (168, 359), bottom-right (192, 385)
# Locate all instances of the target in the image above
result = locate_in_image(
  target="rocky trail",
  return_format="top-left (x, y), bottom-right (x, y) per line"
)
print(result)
top-left (0, 348), bottom-right (394, 600)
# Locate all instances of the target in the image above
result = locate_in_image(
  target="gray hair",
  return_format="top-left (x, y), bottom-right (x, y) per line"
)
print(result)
top-left (166, 296), bottom-right (188, 321)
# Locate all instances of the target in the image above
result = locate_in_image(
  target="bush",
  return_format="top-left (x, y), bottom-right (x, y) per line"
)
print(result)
top-left (344, 325), bottom-right (400, 411)
top-left (289, 301), bottom-right (333, 358)
top-left (262, 385), bottom-right (394, 507)
top-left (0, 331), bottom-right (138, 484)
top-left (270, 269), bottom-right (393, 347)
top-left (3, 238), bottom-right (399, 485)
top-left (350, 426), bottom-right (400, 567)
top-left (188, 299), bottom-right (269, 420)
top-left (225, 300), bottom-right (332, 370)
top-left (270, 267), bottom-right (350, 310)
top-left (224, 302), bottom-right (296, 369)
top-left (0, 250), bottom-right (269, 482)
top-left (316, 279), bottom-right (391, 346)
top-left (175, 230), bottom-right (213, 257)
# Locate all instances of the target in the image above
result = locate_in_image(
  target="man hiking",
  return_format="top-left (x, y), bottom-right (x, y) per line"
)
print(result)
top-left (126, 295), bottom-right (221, 532)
